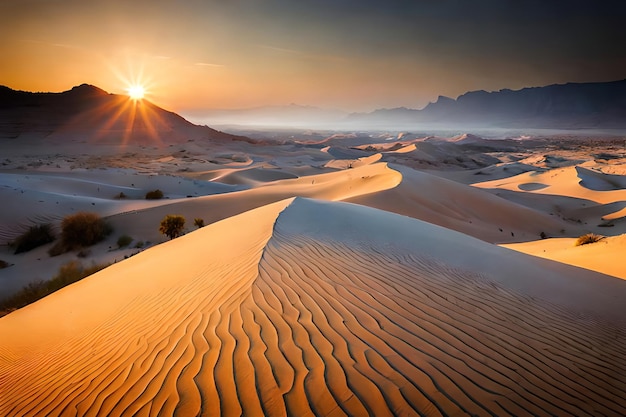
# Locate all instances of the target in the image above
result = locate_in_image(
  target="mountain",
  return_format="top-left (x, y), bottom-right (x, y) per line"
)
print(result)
top-left (0, 84), bottom-right (252, 143)
top-left (348, 79), bottom-right (626, 129)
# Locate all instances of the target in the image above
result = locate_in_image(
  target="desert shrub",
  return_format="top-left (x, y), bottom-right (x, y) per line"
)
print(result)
top-left (159, 215), bottom-right (185, 240)
top-left (12, 223), bottom-right (56, 254)
top-left (135, 240), bottom-right (145, 249)
top-left (115, 191), bottom-right (128, 199)
top-left (0, 260), bottom-right (9, 269)
top-left (194, 218), bottom-right (205, 228)
top-left (117, 234), bottom-right (133, 248)
top-left (49, 212), bottom-right (112, 256)
top-left (145, 189), bottom-right (164, 200)
top-left (0, 260), bottom-right (110, 313)
top-left (540, 231), bottom-right (547, 239)
top-left (575, 233), bottom-right (604, 246)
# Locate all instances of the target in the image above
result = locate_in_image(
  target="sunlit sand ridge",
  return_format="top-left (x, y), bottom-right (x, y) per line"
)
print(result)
top-left (1, 198), bottom-right (624, 416)
top-left (0, 160), bottom-right (400, 296)
top-left (473, 164), bottom-right (626, 279)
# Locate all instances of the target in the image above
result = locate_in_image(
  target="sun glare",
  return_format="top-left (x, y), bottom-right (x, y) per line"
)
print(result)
top-left (127, 85), bottom-right (145, 100)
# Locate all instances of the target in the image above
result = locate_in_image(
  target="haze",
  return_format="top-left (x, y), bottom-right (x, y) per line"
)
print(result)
top-left (2, 0), bottom-right (625, 114)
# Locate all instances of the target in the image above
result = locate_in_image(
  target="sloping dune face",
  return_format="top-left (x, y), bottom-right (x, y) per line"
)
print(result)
top-left (1, 199), bottom-right (626, 416)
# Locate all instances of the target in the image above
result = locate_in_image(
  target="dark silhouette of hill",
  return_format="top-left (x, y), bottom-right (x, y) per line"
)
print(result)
top-left (348, 79), bottom-right (626, 129)
top-left (0, 84), bottom-right (253, 144)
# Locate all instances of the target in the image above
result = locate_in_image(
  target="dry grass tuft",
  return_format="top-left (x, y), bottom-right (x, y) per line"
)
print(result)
top-left (575, 233), bottom-right (604, 246)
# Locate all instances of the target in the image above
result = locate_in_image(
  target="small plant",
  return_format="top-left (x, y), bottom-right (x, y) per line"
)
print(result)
top-left (540, 231), bottom-right (547, 239)
top-left (145, 189), bottom-right (164, 200)
top-left (117, 234), bottom-right (133, 248)
top-left (12, 223), bottom-right (56, 254)
top-left (49, 212), bottom-right (112, 256)
top-left (0, 260), bottom-right (9, 269)
top-left (115, 191), bottom-right (128, 199)
top-left (135, 240), bottom-right (145, 249)
top-left (194, 218), bottom-right (205, 228)
top-left (159, 215), bottom-right (185, 240)
top-left (575, 233), bottom-right (604, 246)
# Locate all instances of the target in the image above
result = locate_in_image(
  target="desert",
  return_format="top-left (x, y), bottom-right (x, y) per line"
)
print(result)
top-left (2, 1), bottom-right (626, 415)
top-left (1, 83), bottom-right (626, 416)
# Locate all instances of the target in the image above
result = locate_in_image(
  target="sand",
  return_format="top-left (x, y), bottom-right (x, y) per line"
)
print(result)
top-left (1, 130), bottom-right (625, 416)
top-left (503, 234), bottom-right (626, 280)
top-left (1, 198), bottom-right (625, 416)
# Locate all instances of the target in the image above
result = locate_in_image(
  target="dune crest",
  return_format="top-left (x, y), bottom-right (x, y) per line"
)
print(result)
top-left (1, 198), bottom-right (625, 416)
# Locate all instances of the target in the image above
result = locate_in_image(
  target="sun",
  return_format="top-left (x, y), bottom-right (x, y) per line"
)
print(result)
top-left (127, 85), bottom-right (145, 100)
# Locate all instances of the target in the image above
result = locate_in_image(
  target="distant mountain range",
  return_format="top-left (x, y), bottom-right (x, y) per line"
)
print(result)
top-left (0, 84), bottom-right (250, 143)
top-left (348, 79), bottom-right (626, 129)
top-left (191, 79), bottom-right (626, 130)
top-left (2, 80), bottom-right (625, 136)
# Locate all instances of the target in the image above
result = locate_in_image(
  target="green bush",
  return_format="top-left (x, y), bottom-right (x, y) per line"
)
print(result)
top-left (48, 212), bottom-right (112, 256)
top-left (575, 233), bottom-right (604, 246)
top-left (159, 215), bottom-right (185, 240)
top-left (145, 189), bottom-right (164, 200)
top-left (117, 234), bottom-right (133, 248)
top-left (0, 260), bottom-right (110, 313)
top-left (12, 223), bottom-right (56, 254)
top-left (194, 218), bottom-right (205, 228)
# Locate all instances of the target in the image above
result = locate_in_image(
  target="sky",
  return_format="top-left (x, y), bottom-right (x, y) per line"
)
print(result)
top-left (2, 0), bottom-right (625, 113)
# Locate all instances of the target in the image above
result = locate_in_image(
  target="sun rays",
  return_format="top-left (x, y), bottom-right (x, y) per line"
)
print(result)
top-left (65, 57), bottom-right (170, 147)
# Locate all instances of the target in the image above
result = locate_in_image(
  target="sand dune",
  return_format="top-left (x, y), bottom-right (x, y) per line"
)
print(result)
top-left (503, 234), bottom-right (626, 280)
top-left (575, 166), bottom-right (626, 191)
top-left (0, 170), bottom-right (239, 243)
top-left (0, 161), bottom-right (401, 297)
top-left (1, 198), bottom-right (624, 416)
top-left (471, 164), bottom-right (626, 235)
top-left (103, 161), bottom-right (401, 243)
top-left (445, 160), bottom-right (626, 278)
top-left (473, 165), bottom-right (626, 205)
top-left (1, 159), bottom-right (590, 297)
top-left (348, 164), bottom-right (582, 243)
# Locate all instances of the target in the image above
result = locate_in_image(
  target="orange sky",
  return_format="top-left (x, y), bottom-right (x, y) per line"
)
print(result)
top-left (2, 1), bottom-right (625, 113)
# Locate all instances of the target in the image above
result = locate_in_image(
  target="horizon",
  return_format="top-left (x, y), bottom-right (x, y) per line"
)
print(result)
top-left (2, 2), bottom-right (626, 409)
top-left (4, 77), bottom-right (625, 114)
top-left (2, 1), bottom-right (625, 114)
top-left (3, 78), bottom-right (626, 133)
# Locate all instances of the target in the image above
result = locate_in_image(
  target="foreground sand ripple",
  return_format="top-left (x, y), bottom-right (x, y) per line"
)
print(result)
top-left (1, 198), bottom-right (625, 416)
top-left (255, 230), bottom-right (626, 416)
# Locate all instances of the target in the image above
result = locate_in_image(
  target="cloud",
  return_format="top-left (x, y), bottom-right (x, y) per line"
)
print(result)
top-left (194, 62), bottom-right (225, 68)
top-left (20, 39), bottom-right (79, 50)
